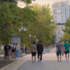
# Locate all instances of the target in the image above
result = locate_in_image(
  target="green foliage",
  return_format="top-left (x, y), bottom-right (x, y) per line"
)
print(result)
top-left (0, 1), bottom-right (57, 48)
top-left (0, 0), bottom-right (16, 2)
top-left (62, 16), bottom-right (70, 43)
top-left (48, 35), bottom-right (56, 45)
top-left (0, 2), bottom-right (23, 44)
top-left (21, 0), bottom-right (35, 5)
top-left (27, 4), bottom-right (57, 46)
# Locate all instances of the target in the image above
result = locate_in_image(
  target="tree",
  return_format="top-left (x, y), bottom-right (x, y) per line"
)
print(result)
top-left (27, 4), bottom-right (57, 46)
top-left (0, 2), bottom-right (23, 44)
top-left (21, 0), bottom-right (35, 6)
top-left (0, 0), bottom-right (16, 2)
top-left (0, 1), bottom-right (38, 47)
top-left (63, 16), bottom-right (70, 43)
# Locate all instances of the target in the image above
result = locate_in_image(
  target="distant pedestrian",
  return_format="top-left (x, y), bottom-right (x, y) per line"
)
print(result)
top-left (11, 43), bottom-right (16, 59)
top-left (56, 41), bottom-right (62, 62)
top-left (61, 43), bottom-right (64, 56)
top-left (4, 43), bottom-right (11, 57)
top-left (30, 42), bottom-right (36, 63)
top-left (15, 43), bottom-right (19, 59)
top-left (37, 41), bottom-right (43, 62)
top-left (63, 40), bottom-right (70, 61)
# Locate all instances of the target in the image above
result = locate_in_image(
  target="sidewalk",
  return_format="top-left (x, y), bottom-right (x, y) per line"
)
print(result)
top-left (1, 55), bottom-right (30, 70)
top-left (2, 53), bottom-right (70, 70)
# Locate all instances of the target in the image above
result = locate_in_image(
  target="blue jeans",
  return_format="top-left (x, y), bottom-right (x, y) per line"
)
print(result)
top-left (15, 49), bottom-right (18, 58)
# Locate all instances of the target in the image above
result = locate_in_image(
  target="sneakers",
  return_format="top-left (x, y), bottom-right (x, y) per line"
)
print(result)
top-left (40, 61), bottom-right (42, 62)
top-left (66, 58), bottom-right (69, 61)
top-left (60, 60), bottom-right (61, 62)
top-left (38, 59), bottom-right (39, 62)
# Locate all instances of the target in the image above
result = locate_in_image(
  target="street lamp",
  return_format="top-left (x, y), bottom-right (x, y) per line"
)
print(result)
top-left (34, 35), bottom-right (36, 45)
top-left (19, 26), bottom-right (26, 53)
top-left (29, 34), bottom-right (31, 46)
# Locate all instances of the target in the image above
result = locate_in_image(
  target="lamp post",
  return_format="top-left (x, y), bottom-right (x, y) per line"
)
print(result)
top-left (19, 26), bottom-right (26, 53)
top-left (29, 34), bottom-right (31, 46)
top-left (34, 35), bottom-right (36, 45)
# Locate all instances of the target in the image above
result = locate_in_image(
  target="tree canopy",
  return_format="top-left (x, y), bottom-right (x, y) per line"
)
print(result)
top-left (61, 16), bottom-right (70, 43)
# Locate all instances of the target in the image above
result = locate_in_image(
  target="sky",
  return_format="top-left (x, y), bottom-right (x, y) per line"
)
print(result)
top-left (17, 0), bottom-right (70, 8)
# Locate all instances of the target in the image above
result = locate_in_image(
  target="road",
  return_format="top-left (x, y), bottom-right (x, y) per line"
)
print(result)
top-left (17, 53), bottom-right (70, 70)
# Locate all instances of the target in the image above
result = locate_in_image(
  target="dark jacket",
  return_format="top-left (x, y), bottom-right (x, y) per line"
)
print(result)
top-left (4, 45), bottom-right (11, 56)
top-left (37, 43), bottom-right (43, 52)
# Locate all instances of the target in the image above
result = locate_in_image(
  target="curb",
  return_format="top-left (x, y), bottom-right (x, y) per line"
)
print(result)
top-left (0, 60), bottom-right (18, 70)
top-left (0, 55), bottom-right (29, 70)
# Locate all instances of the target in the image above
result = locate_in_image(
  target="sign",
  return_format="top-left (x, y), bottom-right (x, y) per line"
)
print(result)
top-left (11, 34), bottom-right (20, 37)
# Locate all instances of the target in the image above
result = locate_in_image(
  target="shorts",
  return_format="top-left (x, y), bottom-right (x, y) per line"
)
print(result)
top-left (56, 51), bottom-right (61, 56)
top-left (64, 51), bottom-right (69, 55)
top-left (31, 52), bottom-right (36, 56)
top-left (12, 49), bottom-right (16, 52)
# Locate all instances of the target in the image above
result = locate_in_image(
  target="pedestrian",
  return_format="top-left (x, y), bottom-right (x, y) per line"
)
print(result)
top-left (11, 43), bottom-right (16, 59)
top-left (15, 43), bottom-right (19, 59)
top-left (63, 40), bottom-right (70, 61)
top-left (4, 43), bottom-right (11, 57)
top-left (37, 41), bottom-right (43, 62)
top-left (30, 42), bottom-right (36, 63)
top-left (61, 43), bottom-right (64, 56)
top-left (56, 41), bottom-right (62, 62)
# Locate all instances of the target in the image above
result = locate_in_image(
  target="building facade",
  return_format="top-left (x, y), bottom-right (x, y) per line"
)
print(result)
top-left (54, 23), bottom-right (65, 42)
top-left (52, 1), bottom-right (70, 42)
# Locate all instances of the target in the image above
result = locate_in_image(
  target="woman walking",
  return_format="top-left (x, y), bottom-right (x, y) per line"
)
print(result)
top-left (11, 43), bottom-right (16, 59)
top-left (15, 43), bottom-right (19, 58)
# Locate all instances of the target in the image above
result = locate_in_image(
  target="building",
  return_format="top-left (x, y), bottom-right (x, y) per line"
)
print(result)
top-left (54, 23), bottom-right (65, 42)
top-left (52, 1), bottom-right (70, 42)
top-left (69, 6), bottom-right (70, 16)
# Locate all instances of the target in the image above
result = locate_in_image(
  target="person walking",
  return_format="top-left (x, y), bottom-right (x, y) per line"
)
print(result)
top-left (37, 41), bottom-right (43, 62)
top-left (15, 43), bottom-right (19, 59)
top-left (56, 41), bottom-right (62, 62)
top-left (11, 43), bottom-right (16, 59)
top-left (30, 42), bottom-right (36, 63)
top-left (63, 40), bottom-right (70, 61)
top-left (4, 43), bottom-right (11, 57)
top-left (61, 43), bottom-right (64, 56)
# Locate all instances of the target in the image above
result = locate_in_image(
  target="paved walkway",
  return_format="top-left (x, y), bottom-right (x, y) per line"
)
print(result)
top-left (5, 53), bottom-right (70, 70)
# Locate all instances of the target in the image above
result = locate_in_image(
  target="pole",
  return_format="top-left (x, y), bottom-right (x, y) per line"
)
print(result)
top-left (22, 32), bottom-right (25, 53)
top-left (30, 37), bottom-right (31, 46)
top-left (35, 37), bottom-right (36, 45)
top-left (6, 24), bottom-right (8, 43)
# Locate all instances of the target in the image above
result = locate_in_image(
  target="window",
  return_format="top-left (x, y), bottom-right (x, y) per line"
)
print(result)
top-left (53, 9), bottom-right (57, 14)
top-left (61, 15), bottom-right (64, 23)
top-left (54, 16), bottom-right (57, 23)
top-left (58, 27), bottom-right (59, 30)
top-left (61, 9), bottom-right (64, 14)
top-left (58, 32), bottom-right (60, 34)
top-left (62, 31), bottom-right (64, 34)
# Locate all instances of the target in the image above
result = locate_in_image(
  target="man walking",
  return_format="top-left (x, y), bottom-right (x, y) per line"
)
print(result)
top-left (56, 41), bottom-right (62, 62)
top-left (64, 40), bottom-right (70, 61)
top-left (30, 42), bottom-right (36, 63)
top-left (37, 41), bottom-right (43, 62)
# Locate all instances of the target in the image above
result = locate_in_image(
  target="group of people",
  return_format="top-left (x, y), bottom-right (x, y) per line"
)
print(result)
top-left (4, 43), bottom-right (19, 59)
top-left (30, 41), bottom-right (43, 63)
top-left (56, 40), bottom-right (70, 62)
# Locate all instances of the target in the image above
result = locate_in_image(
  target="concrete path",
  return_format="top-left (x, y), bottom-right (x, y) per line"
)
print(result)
top-left (17, 53), bottom-right (70, 70)
top-left (5, 53), bottom-right (70, 70)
